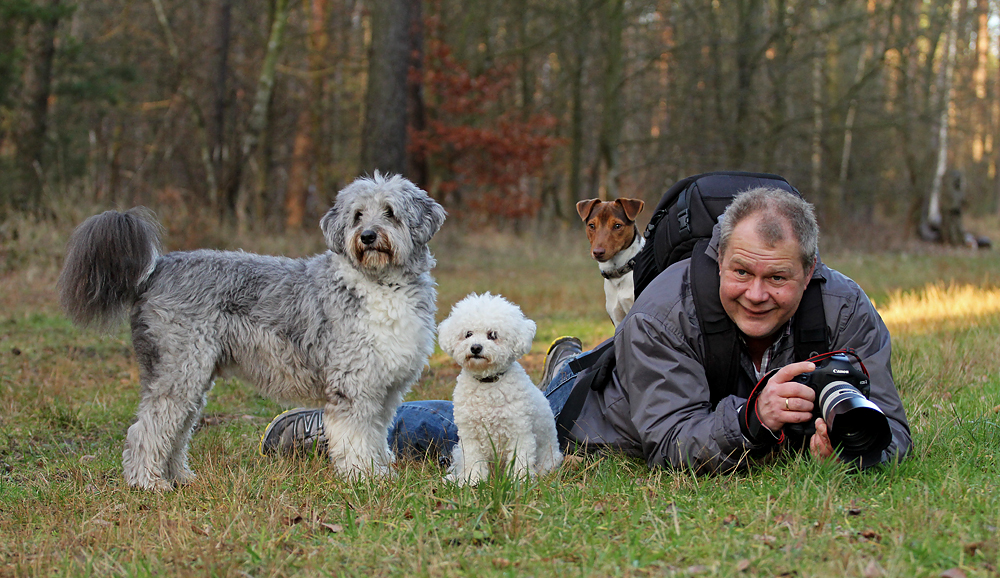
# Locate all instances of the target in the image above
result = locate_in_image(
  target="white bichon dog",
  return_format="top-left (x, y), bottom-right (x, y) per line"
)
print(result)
top-left (437, 293), bottom-right (563, 486)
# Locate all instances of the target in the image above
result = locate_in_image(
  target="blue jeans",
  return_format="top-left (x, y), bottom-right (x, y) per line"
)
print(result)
top-left (388, 359), bottom-right (580, 459)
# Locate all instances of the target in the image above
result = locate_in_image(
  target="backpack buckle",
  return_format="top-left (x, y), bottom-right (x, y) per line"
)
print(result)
top-left (678, 207), bottom-right (690, 236)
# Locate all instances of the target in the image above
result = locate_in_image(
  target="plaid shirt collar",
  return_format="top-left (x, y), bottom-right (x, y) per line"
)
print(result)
top-left (740, 320), bottom-right (793, 382)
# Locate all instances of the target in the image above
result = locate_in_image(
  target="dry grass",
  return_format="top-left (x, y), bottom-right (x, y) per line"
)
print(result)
top-left (876, 283), bottom-right (1000, 335)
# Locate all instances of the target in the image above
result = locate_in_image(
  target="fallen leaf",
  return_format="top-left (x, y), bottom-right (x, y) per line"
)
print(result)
top-left (492, 558), bottom-right (511, 569)
top-left (191, 524), bottom-right (210, 536)
top-left (723, 514), bottom-right (741, 527)
top-left (282, 515), bottom-right (303, 526)
top-left (863, 559), bottom-right (883, 578)
top-left (848, 508), bottom-right (863, 516)
top-left (735, 559), bottom-right (751, 572)
top-left (321, 522), bottom-right (344, 533)
top-left (940, 569), bottom-right (966, 578)
top-left (860, 529), bottom-right (881, 542)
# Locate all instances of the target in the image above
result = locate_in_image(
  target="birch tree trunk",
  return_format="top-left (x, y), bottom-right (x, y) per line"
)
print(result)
top-left (235, 0), bottom-right (291, 231)
top-left (927, 0), bottom-right (961, 230)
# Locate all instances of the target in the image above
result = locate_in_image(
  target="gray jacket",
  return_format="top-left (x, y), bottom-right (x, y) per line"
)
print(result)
top-left (569, 232), bottom-right (912, 473)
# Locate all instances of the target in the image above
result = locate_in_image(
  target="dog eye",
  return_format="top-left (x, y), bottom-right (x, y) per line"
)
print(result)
top-left (588, 223), bottom-right (595, 230)
top-left (353, 211), bottom-right (363, 224)
top-left (487, 331), bottom-right (497, 341)
top-left (465, 331), bottom-right (473, 338)
top-left (384, 206), bottom-right (395, 220)
top-left (613, 223), bottom-right (623, 230)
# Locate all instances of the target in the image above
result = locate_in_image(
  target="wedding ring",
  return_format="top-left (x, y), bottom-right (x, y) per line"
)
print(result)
top-left (785, 398), bottom-right (790, 410)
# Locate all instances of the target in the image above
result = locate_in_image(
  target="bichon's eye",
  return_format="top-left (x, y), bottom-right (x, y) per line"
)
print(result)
top-left (487, 330), bottom-right (498, 341)
top-left (353, 211), bottom-right (363, 224)
top-left (384, 206), bottom-right (395, 220)
top-left (465, 331), bottom-right (473, 338)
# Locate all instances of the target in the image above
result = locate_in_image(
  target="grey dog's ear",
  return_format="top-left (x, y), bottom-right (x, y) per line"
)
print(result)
top-left (408, 183), bottom-right (446, 245)
top-left (320, 205), bottom-right (345, 253)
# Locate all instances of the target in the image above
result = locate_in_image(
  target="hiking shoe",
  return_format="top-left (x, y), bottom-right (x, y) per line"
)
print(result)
top-left (259, 407), bottom-right (327, 456)
top-left (538, 336), bottom-right (583, 389)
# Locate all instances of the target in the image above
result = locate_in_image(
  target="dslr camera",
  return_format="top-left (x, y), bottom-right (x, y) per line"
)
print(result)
top-left (788, 352), bottom-right (892, 461)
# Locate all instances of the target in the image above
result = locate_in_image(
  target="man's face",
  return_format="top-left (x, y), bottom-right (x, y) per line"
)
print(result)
top-left (719, 214), bottom-right (815, 341)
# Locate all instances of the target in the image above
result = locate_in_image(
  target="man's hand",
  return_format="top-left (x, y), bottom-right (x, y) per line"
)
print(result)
top-left (756, 361), bottom-right (817, 432)
top-left (809, 418), bottom-right (835, 461)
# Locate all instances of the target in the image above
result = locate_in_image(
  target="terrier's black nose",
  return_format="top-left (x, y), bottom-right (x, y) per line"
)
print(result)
top-left (470, 344), bottom-right (483, 355)
top-left (360, 230), bottom-right (377, 245)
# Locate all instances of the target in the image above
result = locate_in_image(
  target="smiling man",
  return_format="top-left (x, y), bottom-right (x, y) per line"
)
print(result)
top-left (556, 186), bottom-right (912, 473)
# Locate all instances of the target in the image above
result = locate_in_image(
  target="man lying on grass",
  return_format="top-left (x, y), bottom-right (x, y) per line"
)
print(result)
top-left (261, 187), bottom-right (911, 474)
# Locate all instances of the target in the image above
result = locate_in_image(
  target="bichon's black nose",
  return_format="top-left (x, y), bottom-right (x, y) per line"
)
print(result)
top-left (360, 229), bottom-right (378, 245)
top-left (470, 344), bottom-right (483, 355)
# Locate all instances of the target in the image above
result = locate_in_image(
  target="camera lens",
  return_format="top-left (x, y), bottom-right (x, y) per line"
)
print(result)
top-left (818, 381), bottom-right (892, 458)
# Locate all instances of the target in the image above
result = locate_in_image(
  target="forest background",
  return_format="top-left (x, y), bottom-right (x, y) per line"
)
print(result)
top-left (2, 0), bottom-right (999, 243)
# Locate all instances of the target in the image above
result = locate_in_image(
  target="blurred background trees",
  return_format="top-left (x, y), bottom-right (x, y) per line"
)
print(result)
top-left (0, 0), bottom-right (998, 243)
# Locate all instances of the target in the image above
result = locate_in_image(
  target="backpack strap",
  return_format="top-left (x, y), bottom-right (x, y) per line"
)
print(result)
top-left (555, 338), bottom-right (616, 448)
top-left (794, 273), bottom-right (827, 360)
top-left (689, 238), bottom-right (741, 408)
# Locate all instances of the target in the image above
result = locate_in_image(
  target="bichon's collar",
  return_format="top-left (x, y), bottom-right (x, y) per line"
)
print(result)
top-left (476, 372), bottom-right (506, 383)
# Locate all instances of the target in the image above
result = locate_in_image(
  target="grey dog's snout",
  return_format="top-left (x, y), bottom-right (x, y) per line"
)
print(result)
top-left (360, 229), bottom-right (378, 245)
top-left (470, 344), bottom-right (483, 355)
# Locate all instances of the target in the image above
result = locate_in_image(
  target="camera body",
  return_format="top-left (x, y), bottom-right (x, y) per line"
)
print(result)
top-left (789, 353), bottom-right (892, 461)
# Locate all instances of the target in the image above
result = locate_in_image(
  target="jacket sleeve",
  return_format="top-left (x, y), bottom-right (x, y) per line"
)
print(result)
top-left (825, 273), bottom-right (912, 467)
top-left (614, 310), bottom-right (755, 473)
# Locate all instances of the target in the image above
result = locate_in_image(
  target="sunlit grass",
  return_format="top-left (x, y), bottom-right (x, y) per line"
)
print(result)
top-left (875, 283), bottom-right (1000, 334)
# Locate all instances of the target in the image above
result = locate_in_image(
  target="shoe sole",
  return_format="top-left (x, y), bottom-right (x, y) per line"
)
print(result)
top-left (258, 407), bottom-right (324, 456)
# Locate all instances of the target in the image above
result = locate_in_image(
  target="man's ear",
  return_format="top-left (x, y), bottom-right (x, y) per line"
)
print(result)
top-left (805, 256), bottom-right (817, 280)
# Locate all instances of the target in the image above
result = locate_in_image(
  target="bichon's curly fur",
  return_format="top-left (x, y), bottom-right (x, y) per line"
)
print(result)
top-left (58, 173), bottom-right (445, 490)
top-left (437, 293), bottom-right (562, 485)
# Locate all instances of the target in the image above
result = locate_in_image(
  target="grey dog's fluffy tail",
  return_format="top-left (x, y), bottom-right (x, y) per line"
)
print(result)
top-left (58, 207), bottom-right (163, 330)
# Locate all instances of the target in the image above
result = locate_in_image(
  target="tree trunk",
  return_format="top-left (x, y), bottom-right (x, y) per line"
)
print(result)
top-left (405, 0), bottom-right (427, 188)
top-left (15, 0), bottom-right (62, 213)
top-left (731, 0), bottom-right (762, 168)
top-left (285, 0), bottom-right (328, 230)
top-left (567, 0), bottom-right (586, 212)
top-left (234, 0), bottom-right (291, 230)
top-left (598, 0), bottom-right (624, 201)
top-left (359, 0), bottom-right (412, 177)
top-left (212, 0), bottom-right (233, 214)
top-left (809, 5), bottom-right (824, 200)
top-left (927, 0), bottom-right (961, 231)
top-left (837, 0), bottom-right (879, 207)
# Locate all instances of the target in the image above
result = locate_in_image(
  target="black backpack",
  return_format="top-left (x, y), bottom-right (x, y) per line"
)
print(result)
top-left (555, 171), bottom-right (828, 446)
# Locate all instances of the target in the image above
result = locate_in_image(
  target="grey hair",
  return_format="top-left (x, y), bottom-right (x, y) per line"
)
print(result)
top-left (718, 187), bottom-right (818, 271)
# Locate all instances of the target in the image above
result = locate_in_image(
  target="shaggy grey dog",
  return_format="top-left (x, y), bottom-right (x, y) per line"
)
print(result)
top-left (58, 173), bottom-right (446, 490)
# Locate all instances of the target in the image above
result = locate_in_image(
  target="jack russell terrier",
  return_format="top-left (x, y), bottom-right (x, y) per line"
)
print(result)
top-left (576, 198), bottom-right (645, 326)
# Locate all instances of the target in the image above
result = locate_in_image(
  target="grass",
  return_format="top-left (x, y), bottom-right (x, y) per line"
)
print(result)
top-left (2, 215), bottom-right (1000, 577)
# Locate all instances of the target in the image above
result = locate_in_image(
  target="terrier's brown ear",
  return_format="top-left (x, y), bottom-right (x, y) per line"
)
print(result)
top-left (615, 198), bottom-right (645, 222)
top-left (576, 199), bottom-right (601, 221)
